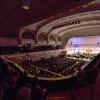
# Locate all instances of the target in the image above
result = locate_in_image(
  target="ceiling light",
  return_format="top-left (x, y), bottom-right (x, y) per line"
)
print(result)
top-left (91, 1), bottom-right (95, 4)
top-left (22, 0), bottom-right (30, 10)
top-left (23, 6), bottom-right (29, 10)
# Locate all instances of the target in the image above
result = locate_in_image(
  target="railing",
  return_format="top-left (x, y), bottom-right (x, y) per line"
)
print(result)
top-left (70, 57), bottom-right (100, 100)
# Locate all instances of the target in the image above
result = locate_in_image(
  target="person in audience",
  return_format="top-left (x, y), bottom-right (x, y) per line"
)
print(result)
top-left (3, 71), bottom-right (19, 100)
top-left (15, 84), bottom-right (31, 100)
top-left (0, 79), bottom-right (8, 100)
top-left (31, 77), bottom-right (48, 100)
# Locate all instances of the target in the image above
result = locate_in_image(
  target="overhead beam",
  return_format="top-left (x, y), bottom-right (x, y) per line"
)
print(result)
top-left (20, 12), bottom-right (36, 20)
top-left (34, 0), bottom-right (54, 14)
top-left (0, 7), bottom-right (21, 24)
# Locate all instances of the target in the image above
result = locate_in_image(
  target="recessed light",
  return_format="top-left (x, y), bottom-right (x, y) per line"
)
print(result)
top-left (23, 6), bottom-right (29, 10)
top-left (22, 0), bottom-right (30, 10)
top-left (91, 1), bottom-right (95, 4)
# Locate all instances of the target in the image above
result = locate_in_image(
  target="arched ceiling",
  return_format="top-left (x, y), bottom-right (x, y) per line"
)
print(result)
top-left (23, 0), bottom-right (100, 40)
top-left (0, 0), bottom-right (100, 43)
top-left (0, 0), bottom-right (94, 36)
top-left (61, 25), bottom-right (100, 45)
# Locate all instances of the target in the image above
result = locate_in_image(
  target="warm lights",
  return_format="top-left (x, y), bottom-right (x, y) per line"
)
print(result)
top-left (22, 0), bottom-right (30, 10)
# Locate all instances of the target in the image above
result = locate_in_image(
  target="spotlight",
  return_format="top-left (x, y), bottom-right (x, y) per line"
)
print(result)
top-left (69, 22), bottom-right (71, 25)
top-left (72, 22), bottom-right (75, 25)
top-left (62, 24), bottom-right (64, 27)
top-left (55, 26), bottom-right (58, 28)
top-left (52, 26), bottom-right (54, 29)
top-left (67, 23), bottom-right (69, 25)
top-left (75, 21), bottom-right (77, 24)
top-left (77, 20), bottom-right (80, 24)
top-left (59, 25), bottom-right (62, 27)
top-left (53, 26), bottom-right (55, 29)
top-left (64, 23), bottom-right (66, 26)
top-left (57, 25), bottom-right (60, 28)
top-left (53, 26), bottom-right (56, 28)
top-left (22, 0), bottom-right (30, 10)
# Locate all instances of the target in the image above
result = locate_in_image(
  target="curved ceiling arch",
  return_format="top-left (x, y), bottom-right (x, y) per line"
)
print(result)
top-left (36, 9), bottom-right (100, 36)
top-left (21, 31), bottom-right (35, 40)
top-left (60, 25), bottom-right (100, 46)
top-left (56, 23), bottom-right (100, 36)
top-left (49, 35), bottom-right (56, 41)
top-left (22, 2), bottom-right (100, 37)
top-left (38, 33), bottom-right (47, 41)
top-left (35, 4), bottom-right (100, 33)
top-left (57, 36), bottom-right (62, 42)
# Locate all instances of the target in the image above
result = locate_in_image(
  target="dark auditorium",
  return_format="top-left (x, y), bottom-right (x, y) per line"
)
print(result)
top-left (0, 0), bottom-right (100, 100)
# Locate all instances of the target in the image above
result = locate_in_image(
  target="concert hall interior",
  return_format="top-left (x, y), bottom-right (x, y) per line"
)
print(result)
top-left (0, 0), bottom-right (100, 100)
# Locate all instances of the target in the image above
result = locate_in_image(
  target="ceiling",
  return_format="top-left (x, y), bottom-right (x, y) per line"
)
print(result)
top-left (23, 0), bottom-right (100, 38)
top-left (0, 0), bottom-right (94, 35)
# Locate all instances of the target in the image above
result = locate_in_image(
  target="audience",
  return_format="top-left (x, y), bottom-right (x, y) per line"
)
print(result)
top-left (0, 45), bottom-right (63, 55)
top-left (0, 57), bottom-right (48, 100)
top-left (21, 56), bottom-right (86, 78)
top-left (0, 53), bottom-right (96, 100)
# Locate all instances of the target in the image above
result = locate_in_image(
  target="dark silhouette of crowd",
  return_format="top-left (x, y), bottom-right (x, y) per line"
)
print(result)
top-left (21, 56), bottom-right (86, 78)
top-left (0, 57), bottom-right (48, 100)
top-left (0, 45), bottom-right (63, 55)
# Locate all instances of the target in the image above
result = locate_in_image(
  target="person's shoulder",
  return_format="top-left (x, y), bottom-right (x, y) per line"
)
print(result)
top-left (21, 87), bottom-right (31, 91)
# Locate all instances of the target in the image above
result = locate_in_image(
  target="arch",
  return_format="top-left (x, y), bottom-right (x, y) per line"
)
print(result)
top-left (48, 35), bottom-right (56, 46)
top-left (21, 31), bottom-right (35, 40)
top-left (57, 36), bottom-right (62, 42)
top-left (49, 35), bottom-right (56, 41)
top-left (56, 36), bottom-right (62, 46)
top-left (37, 33), bottom-right (47, 45)
top-left (38, 33), bottom-right (47, 41)
top-left (0, 31), bottom-right (18, 38)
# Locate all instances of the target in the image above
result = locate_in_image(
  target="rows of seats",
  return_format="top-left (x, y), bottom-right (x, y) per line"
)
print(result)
top-left (0, 57), bottom-right (48, 100)
top-left (21, 56), bottom-right (86, 78)
top-left (0, 45), bottom-right (63, 55)
top-left (0, 54), bottom-right (98, 98)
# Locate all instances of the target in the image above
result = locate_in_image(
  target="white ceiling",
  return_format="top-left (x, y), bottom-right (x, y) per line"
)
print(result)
top-left (22, 0), bottom-right (100, 42)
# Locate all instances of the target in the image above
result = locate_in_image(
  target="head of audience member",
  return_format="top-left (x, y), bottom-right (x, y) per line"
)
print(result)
top-left (9, 68), bottom-right (15, 75)
top-left (31, 76), bottom-right (39, 87)
top-left (0, 57), bottom-right (4, 64)
top-left (23, 70), bottom-right (29, 77)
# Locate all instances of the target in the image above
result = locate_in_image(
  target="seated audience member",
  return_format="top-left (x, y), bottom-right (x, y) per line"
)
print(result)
top-left (16, 70), bottom-right (29, 89)
top-left (15, 77), bottom-right (33, 100)
top-left (0, 61), bottom-right (11, 82)
top-left (0, 80), bottom-right (8, 100)
top-left (15, 86), bottom-right (31, 100)
top-left (6, 70), bottom-right (19, 88)
top-left (31, 77), bottom-right (48, 100)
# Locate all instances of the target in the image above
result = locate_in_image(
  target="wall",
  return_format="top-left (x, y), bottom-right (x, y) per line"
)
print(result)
top-left (37, 40), bottom-right (47, 45)
top-left (48, 40), bottom-right (56, 46)
top-left (66, 36), bottom-right (100, 54)
top-left (57, 41), bottom-right (62, 45)
top-left (0, 38), bottom-right (18, 46)
top-left (2, 49), bottom-right (64, 64)
top-left (22, 39), bottom-right (35, 48)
